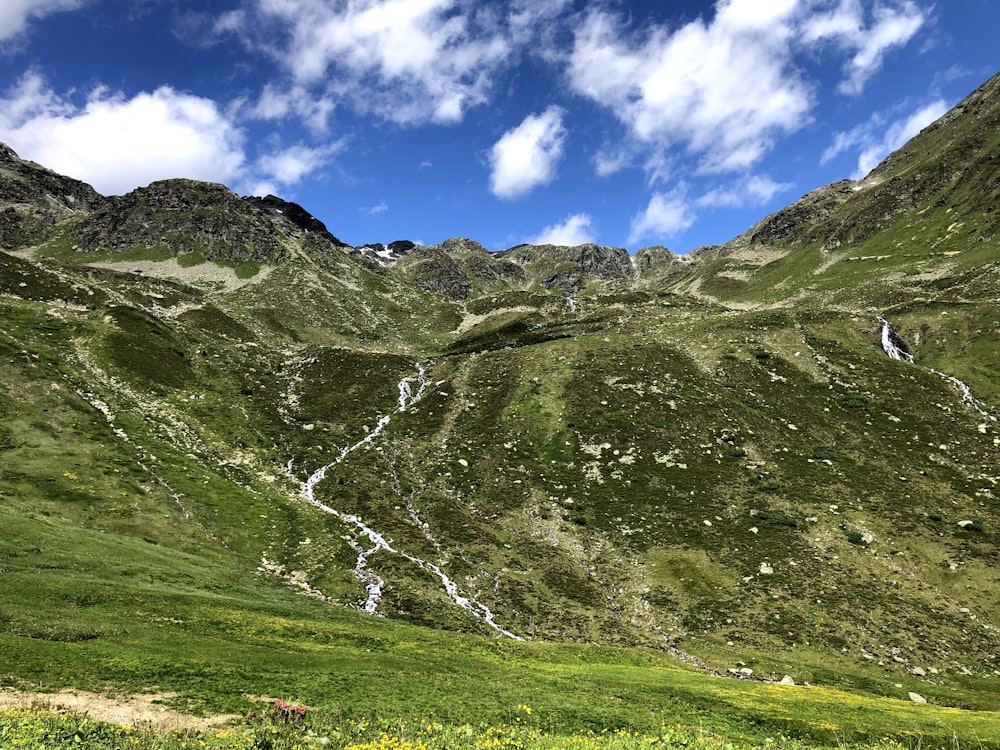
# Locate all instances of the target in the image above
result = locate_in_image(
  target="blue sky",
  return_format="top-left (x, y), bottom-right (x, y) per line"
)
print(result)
top-left (1, 1), bottom-right (997, 253)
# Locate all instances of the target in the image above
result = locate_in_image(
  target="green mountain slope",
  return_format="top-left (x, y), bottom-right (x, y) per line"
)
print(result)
top-left (675, 70), bottom-right (1000, 310)
top-left (1, 69), bottom-right (999, 745)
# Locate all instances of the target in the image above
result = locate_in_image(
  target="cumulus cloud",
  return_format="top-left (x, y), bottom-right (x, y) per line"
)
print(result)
top-left (822, 97), bottom-right (948, 177)
top-left (628, 190), bottom-right (695, 246)
top-left (489, 106), bottom-right (566, 199)
top-left (221, 0), bottom-right (514, 126)
top-left (566, 0), bottom-right (927, 181)
top-left (0, 0), bottom-right (85, 42)
top-left (530, 213), bottom-right (595, 246)
top-left (567, 0), bottom-right (811, 178)
top-left (0, 72), bottom-right (246, 195)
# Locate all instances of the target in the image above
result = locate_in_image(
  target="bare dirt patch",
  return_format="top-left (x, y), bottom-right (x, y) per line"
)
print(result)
top-left (0, 689), bottom-right (237, 730)
top-left (86, 258), bottom-right (273, 292)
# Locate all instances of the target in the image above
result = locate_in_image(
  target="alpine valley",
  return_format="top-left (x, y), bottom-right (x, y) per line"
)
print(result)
top-left (1, 71), bottom-right (999, 747)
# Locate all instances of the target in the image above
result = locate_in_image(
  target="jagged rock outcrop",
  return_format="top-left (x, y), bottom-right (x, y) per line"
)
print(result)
top-left (395, 237), bottom-right (527, 299)
top-left (633, 245), bottom-right (689, 283)
top-left (399, 246), bottom-right (472, 299)
top-left (496, 243), bottom-right (635, 294)
top-left (244, 194), bottom-right (347, 246)
top-left (0, 142), bottom-right (106, 249)
top-left (501, 243), bottom-right (634, 280)
top-left (72, 179), bottom-right (292, 262)
top-left (352, 240), bottom-right (421, 264)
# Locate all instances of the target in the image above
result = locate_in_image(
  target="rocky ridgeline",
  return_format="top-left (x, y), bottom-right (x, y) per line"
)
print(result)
top-left (716, 70), bottom-right (1000, 257)
top-left (0, 142), bottom-right (685, 297)
top-left (390, 240), bottom-right (688, 300)
top-left (0, 143), bottom-right (105, 250)
top-left (73, 179), bottom-right (338, 263)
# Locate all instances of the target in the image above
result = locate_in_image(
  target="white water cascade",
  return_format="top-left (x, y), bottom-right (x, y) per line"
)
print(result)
top-left (930, 369), bottom-right (997, 422)
top-left (877, 316), bottom-right (995, 422)
top-left (565, 296), bottom-right (577, 313)
top-left (296, 364), bottom-right (523, 639)
top-left (878, 316), bottom-right (913, 362)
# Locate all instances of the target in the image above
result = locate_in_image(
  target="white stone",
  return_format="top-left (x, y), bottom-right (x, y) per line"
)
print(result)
top-left (908, 692), bottom-right (927, 704)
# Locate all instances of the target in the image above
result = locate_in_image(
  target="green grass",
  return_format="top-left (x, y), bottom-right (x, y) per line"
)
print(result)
top-left (2, 705), bottom-right (961, 750)
top-left (177, 250), bottom-right (207, 267)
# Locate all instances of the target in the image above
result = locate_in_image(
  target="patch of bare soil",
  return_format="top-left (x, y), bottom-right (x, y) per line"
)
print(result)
top-left (0, 689), bottom-right (237, 730)
top-left (86, 258), bottom-right (273, 292)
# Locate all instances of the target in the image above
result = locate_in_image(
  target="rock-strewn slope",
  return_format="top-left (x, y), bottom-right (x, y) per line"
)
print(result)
top-left (72, 179), bottom-right (296, 262)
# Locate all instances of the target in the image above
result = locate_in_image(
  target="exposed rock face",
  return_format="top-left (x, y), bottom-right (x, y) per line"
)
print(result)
top-left (401, 247), bottom-right (472, 299)
top-left (73, 179), bottom-right (292, 262)
top-left (396, 237), bottom-right (527, 299)
top-left (0, 142), bottom-right (106, 249)
top-left (352, 240), bottom-right (420, 265)
top-left (494, 243), bottom-right (635, 293)
top-left (244, 195), bottom-right (346, 246)
top-left (464, 250), bottom-right (525, 285)
top-left (501, 243), bottom-right (635, 281)
top-left (633, 245), bottom-right (689, 282)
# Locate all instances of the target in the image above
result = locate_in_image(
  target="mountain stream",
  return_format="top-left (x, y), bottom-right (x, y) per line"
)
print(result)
top-left (295, 364), bottom-right (523, 639)
top-left (878, 317), bottom-right (995, 421)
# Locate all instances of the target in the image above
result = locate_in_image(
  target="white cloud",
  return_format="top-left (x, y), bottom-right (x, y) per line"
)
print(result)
top-left (697, 175), bottom-right (794, 209)
top-left (489, 106), bottom-right (566, 199)
top-left (224, 0), bottom-right (514, 126)
top-left (247, 83), bottom-right (336, 134)
top-left (362, 200), bottom-right (389, 216)
top-left (567, 1), bottom-right (811, 178)
top-left (0, 0), bottom-right (85, 41)
top-left (565, 0), bottom-right (928, 181)
top-left (256, 143), bottom-right (340, 188)
top-left (822, 97), bottom-right (948, 178)
top-left (628, 190), bottom-right (695, 246)
top-left (530, 213), bottom-right (595, 246)
top-left (803, 0), bottom-right (926, 96)
top-left (0, 73), bottom-right (246, 195)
